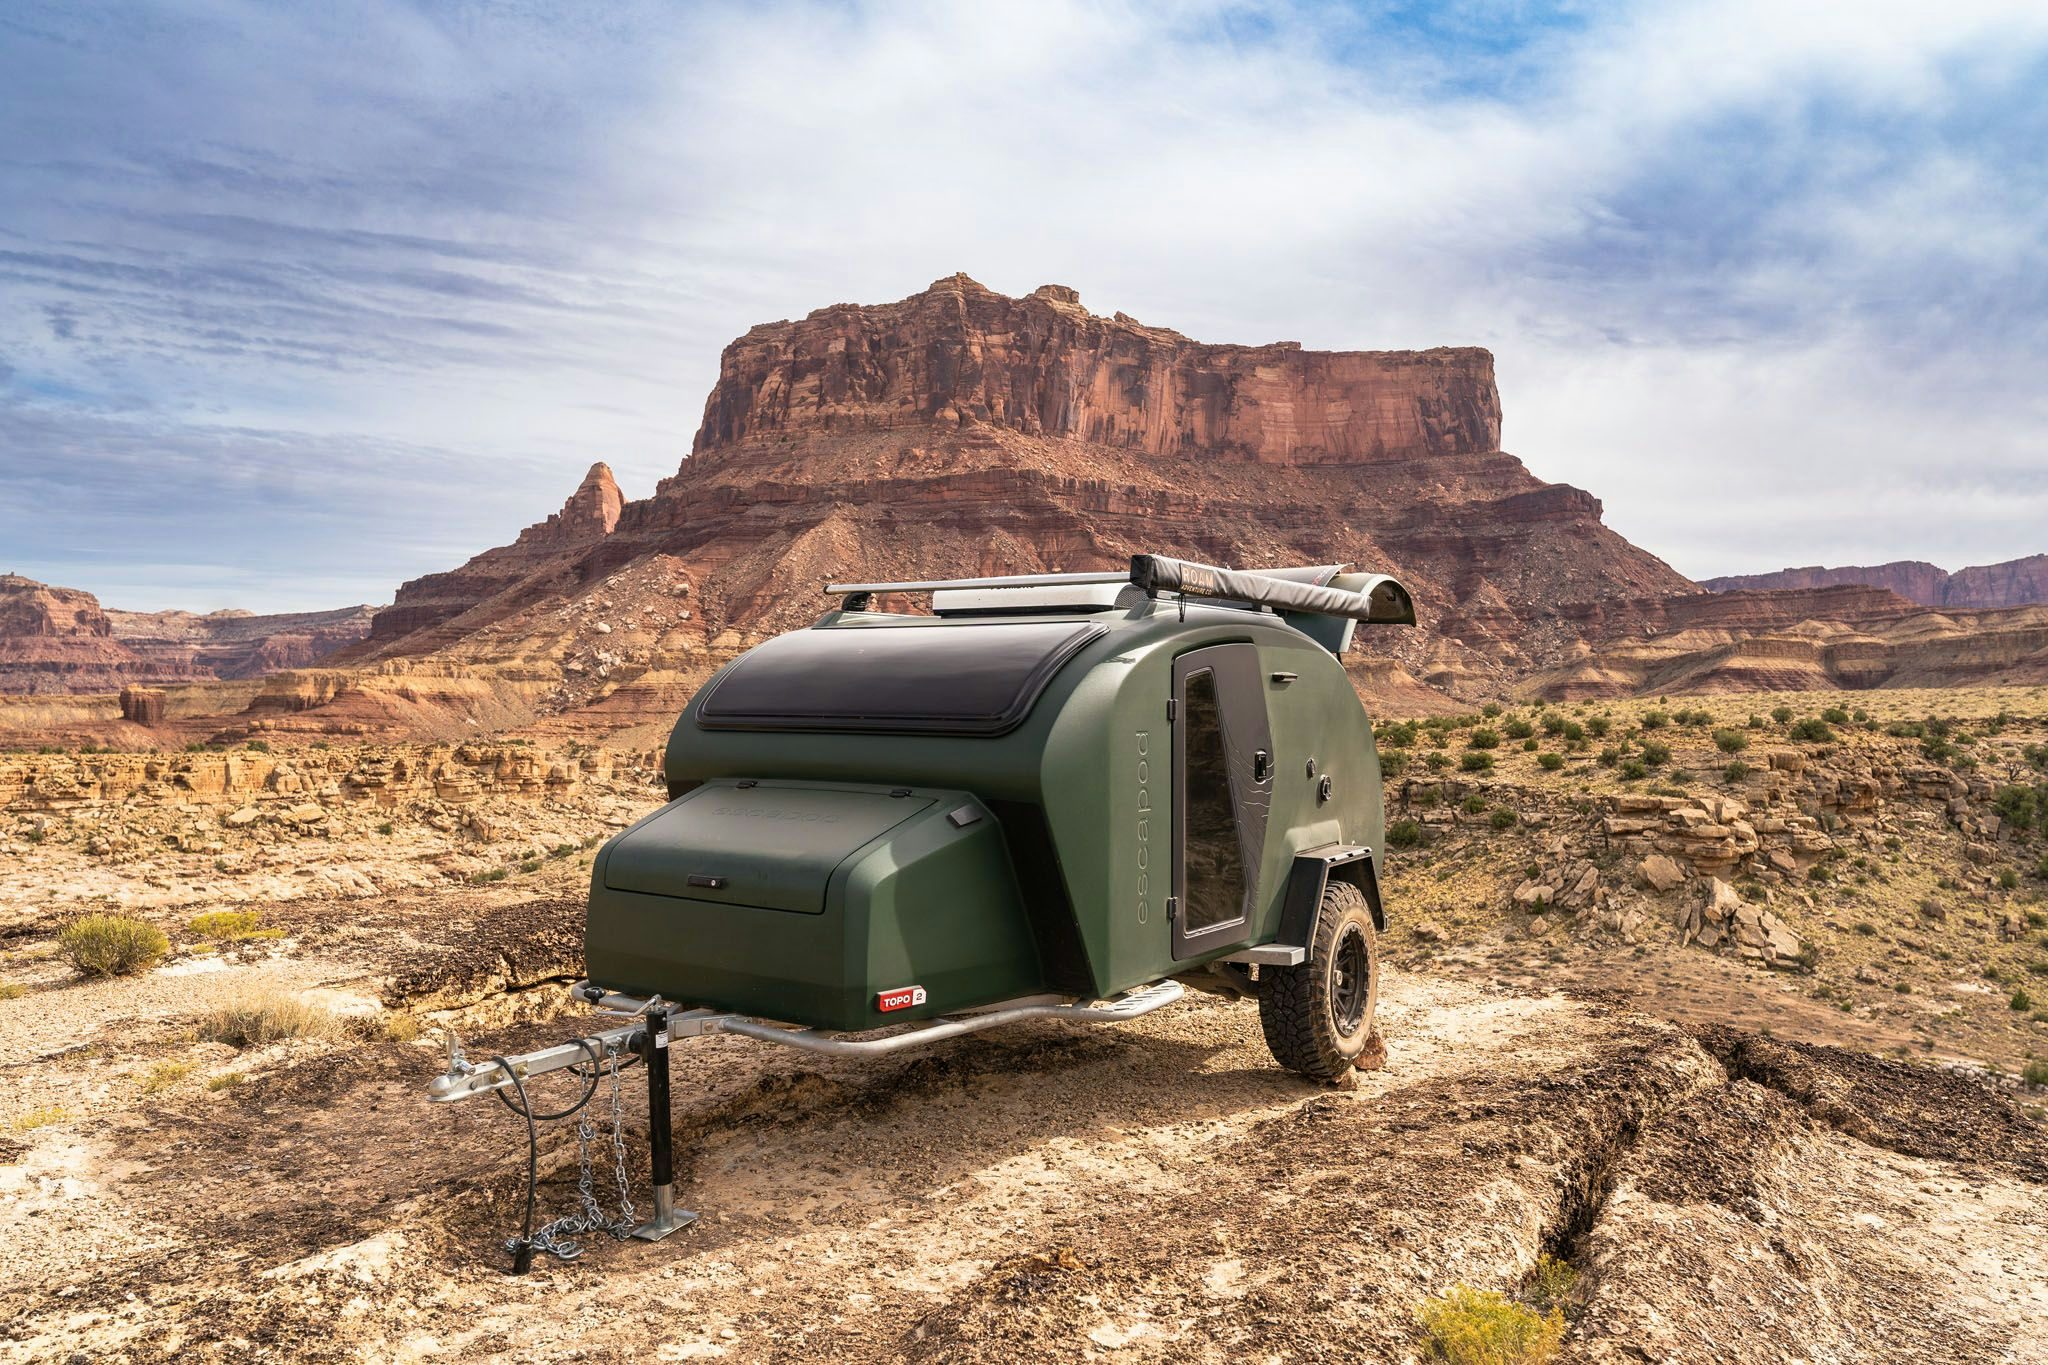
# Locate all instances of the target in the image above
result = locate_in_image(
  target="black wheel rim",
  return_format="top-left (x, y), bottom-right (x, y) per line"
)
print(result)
top-left (1331, 923), bottom-right (1370, 1036)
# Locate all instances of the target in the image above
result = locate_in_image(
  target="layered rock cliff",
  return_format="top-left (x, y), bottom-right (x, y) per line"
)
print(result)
top-left (694, 275), bottom-right (1502, 464)
top-left (0, 575), bottom-right (375, 695)
top-left (360, 276), bottom-right (1696, 704)
top-left (1704, 554), bottom-right (2048, 610)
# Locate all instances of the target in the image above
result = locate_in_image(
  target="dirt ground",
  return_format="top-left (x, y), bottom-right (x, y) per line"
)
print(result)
top-left (3, 884), bottom-right (2046, 1363)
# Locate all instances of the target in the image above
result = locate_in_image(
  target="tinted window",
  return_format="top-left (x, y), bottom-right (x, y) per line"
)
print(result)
top-left (1180, 668), bottom-right (1247, 932)
top-left (695, 620), bottom-right (1106, 736)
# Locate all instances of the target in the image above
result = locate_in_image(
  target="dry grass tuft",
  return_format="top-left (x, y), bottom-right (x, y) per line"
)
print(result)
top-left (139, 1059), bottom-right (199, 1094)
top-left (194, 986), bottom-right (346, 1048)
top-left (9, 1104), bottom-right (70, 1133)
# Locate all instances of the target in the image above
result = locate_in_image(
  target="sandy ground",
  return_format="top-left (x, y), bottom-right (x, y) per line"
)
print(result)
top-left (2, 889), bottom-right (2045, 1363)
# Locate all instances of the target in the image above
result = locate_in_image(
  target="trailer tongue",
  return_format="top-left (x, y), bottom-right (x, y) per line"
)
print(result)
top-left (426, 555), bottom-right (1411, 1272)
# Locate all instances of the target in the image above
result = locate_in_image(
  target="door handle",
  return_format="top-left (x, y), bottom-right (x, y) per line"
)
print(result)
top-left (1253, 750), bottom-right (1272, 782)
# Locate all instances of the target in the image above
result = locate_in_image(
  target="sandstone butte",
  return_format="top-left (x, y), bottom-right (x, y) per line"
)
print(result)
top-left (1704, 553), bottom-right (2048, 611)
top-left (0, 573), bottom-right (375, 696)
top-left (342, 275), bottom-right (1698, 711)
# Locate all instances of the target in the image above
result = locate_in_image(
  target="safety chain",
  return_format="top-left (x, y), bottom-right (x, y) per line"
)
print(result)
top-left (509, 1038), bottom-right (639, 1263)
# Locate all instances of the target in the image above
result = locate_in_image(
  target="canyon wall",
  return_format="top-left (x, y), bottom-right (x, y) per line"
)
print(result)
top-left (1704, 554), bottom-right (2048, 610)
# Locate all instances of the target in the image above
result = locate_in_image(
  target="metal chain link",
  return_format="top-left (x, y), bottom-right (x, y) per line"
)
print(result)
top-left (508, 1038), bottom-right (640, 1263)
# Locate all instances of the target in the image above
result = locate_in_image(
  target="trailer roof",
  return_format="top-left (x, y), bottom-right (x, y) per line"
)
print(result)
top-left (695, 618), bottom-right (1108, 737)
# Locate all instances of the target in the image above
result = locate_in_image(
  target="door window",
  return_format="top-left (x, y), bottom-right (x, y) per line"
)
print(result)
top-left (1180, 668), bottom-right (1248, 932)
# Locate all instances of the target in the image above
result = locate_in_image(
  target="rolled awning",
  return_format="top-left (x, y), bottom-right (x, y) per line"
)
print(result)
top-left (1128, 555), bottom-right (1415, 627)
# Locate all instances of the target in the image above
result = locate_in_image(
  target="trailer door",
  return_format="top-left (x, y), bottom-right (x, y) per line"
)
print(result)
top-left (1170, 643), bottom-right (1272, 960)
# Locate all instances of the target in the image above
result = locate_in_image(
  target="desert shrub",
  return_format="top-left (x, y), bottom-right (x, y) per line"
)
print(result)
top-left (0, 983), bottom-right (25, 1001)
top-left (1619, 758), bottom-right (1647, 781)
top-left (2024, 1059), bottom-right (2048, 1089)
top-left (1387, 819), bottom-right (1424, 849)
top-left (1723, 761), bottom-right (1752, 783)
top-left (1468, 728), bottom-right (1500, 751)
top-left (1821, 706), bottom-right (1851, 725)
top-left (1521, 738), bottom-right (1539, 752)
top-left (1770, 704), bottom-right (1794, 724)
top-left (1999, 869), bottom-right (2021, 891)
top-left (1713, 729), bottom-right (1749, 754)
top-left (1489, 808), bottom-right (1518, 831)
top-left (1640, 709), bottom-right (1669, 730)
top-left (1378, 721), bottom-right (1419, 748)
top-left (1461, 752), bottom-right (1495, 773)
top-left (1413, 787), bottom-right (1441, 809)
top-left (376, 821), bottom-right (394, 836)
top-left (139, 1060), bottom-right (198, 1094)
top-left (1538, 752), bottom-right (1565, 772)
top-left (207, 1072), bottom-right (245, 1092)
top-left (1417, 1285), bottom-right (1564, 1365)
top-left (469, 867), bottom-right (510, 886)
top-left (2012, 988), bottom-right (2034, 1013)
top-left (1638, 739), bottom-right (1672, 768)
top-left (1993, 785), bottom-right (2042, 833)
top-left (2037, 851), bottom-right (2048, 880)
top-left (59, 915), bottom-right (169, 978)
top-left (1482, 702), bottom-right (1502, 718)
top-left (188, 909), bottom-right (279, 943)
top-left (1586, 715), bottom-right (1612, 739)
top-left (1525, 1255), bottom-right (1577, 1315)
top-left (1503, 717), bottom-right (1535, 740)
top-left (1463, 793), bottom-right (1488, 815)
top-left (194, 987), bottom-right (344, 1047)
top-left (1560, 720), bottom-right (1585, 743)
top-left (1788, 718), bottom-right (1834, 743)
top-left (244, 739), bottom-right (271, 753)
top-left (10, 1105), bottom-right (70, 1133)
top-left (1381, 752), bottom-right (1409, 779)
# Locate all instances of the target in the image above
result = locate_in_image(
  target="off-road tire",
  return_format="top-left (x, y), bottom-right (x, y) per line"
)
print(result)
top-left (1258, 880), bottom-right (1379, 1080)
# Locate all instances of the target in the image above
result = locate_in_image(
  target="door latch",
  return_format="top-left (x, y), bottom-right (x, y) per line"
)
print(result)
top-left (1253, 750), bottom-right (1272, 782)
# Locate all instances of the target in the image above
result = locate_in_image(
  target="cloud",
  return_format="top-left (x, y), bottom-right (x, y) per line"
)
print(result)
top-left (1, 0), bottom-right (2045, 609)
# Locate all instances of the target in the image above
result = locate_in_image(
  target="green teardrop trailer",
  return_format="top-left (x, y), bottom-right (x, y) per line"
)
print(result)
top-left (428, 554), bottom-right (1416, 1258)
top-left (581, 553), bottom-right (1414, 1081)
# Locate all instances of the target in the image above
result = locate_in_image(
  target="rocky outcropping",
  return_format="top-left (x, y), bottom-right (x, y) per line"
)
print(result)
top-left (1705, 553), bottom-right (2048, 610)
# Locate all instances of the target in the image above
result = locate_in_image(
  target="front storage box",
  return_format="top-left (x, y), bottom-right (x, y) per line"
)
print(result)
top-left (585, 779), bottom-right (1044, 1030)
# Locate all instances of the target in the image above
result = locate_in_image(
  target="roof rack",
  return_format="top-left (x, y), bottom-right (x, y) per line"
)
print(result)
top-left (826, 557), bottom-right (1415, 629)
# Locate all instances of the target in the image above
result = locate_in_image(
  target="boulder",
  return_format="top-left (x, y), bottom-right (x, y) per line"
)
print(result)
top-left (1636, 854), bottom-right (1685, 893)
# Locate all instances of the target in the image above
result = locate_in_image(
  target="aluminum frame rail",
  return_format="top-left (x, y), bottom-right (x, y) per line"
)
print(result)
top-left (426, 981), bottom-right (1185, 1103)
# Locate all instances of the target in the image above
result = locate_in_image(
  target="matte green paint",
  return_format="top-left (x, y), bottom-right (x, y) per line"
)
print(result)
top-left (584, 597), bottom-right (1386, 1029)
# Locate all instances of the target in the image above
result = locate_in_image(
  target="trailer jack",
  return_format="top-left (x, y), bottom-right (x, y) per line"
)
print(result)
top-left (429, 979), bottom-right (1185, 1270)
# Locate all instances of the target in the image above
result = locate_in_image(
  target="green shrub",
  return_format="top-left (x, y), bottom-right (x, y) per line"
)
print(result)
top-left (1640, 709), bottom-right (1669, 730)
top-left (1381, 752), bottom-right (1409, 779)
top-left (1378, 721), bottom-right (1419, 748)
top-left (1771, 705), bottom-right (1794, 724)
top-left (1417, 1285), bottom-right (1564, 1365)
top-left (1638, 739), bottom-right (1672, 768)
top-left (1482, 702), bottom-right (1502, 718)
top-left (1788, 718), bottom-right (1835, 743)
top-left (1712, 729), bottom-right (1749, 754)
top-left (2037, 851), bottom-right (2048, 881)
top-left (188, 910), bottom-right (280, 943)
top-left (1560, 720), bottom-right (1585, 743)
top-left (1463, 793), bottom-right (1488, 815)
top-left (1387, 819), bottom-right (1424, 849)
top-left (1619, 758), bottom-right (1647, 781)
top-left (2024, 1060), bottom-right (2048, 1089)
top-left (59, 915), bottom-right (169, 977)
top-left (1468, 728), bottom-right (1500, 751)
top-left (1426, 752), bottom-right (1450, 772)
top-left (1586, 716), bottom-right (1612, 738)
top-left (1504, 718), bottom-right (1535, 740)
top-left (1460, 752), bottom-right (1495, 773)
top-left (1489, 808), bottom-right (1518, 831)
top-left (1999, 869), bottom-right (2021, 891)
top-left (244, 739), bottom-right (271, 753)
top-left (1524, 1254), bottom-right (1577, 1316)
top-left (1821, 706), bottom-right (1850, 725)
top-left (376, 821), bottom-right (394, 836)
top-left (1537, 752), bottom-right (1565, 772)
top-left (2012, 988), bottom-right (2034, 1013)
top-left (1723, 760), bottom-right (1752, 783)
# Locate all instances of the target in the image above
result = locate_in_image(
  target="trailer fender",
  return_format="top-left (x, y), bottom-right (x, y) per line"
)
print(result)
top-left (1277, 844), bottom-right (1385, 945)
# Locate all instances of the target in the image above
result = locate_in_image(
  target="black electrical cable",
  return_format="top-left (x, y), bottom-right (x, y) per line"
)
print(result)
top-left (491, 1038), bottom-right (607, 1274)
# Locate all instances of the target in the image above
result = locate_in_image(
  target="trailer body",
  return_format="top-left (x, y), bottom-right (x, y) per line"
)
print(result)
top-left (584, 560), bottom-right (1403, 1034)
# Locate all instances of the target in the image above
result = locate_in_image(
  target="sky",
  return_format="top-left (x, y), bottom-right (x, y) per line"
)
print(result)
top-left (2, 0), bottom-right (2044, 612)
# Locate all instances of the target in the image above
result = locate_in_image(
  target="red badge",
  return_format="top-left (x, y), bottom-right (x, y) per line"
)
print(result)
top-left (877, 986), bottom-right (927, 1012)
